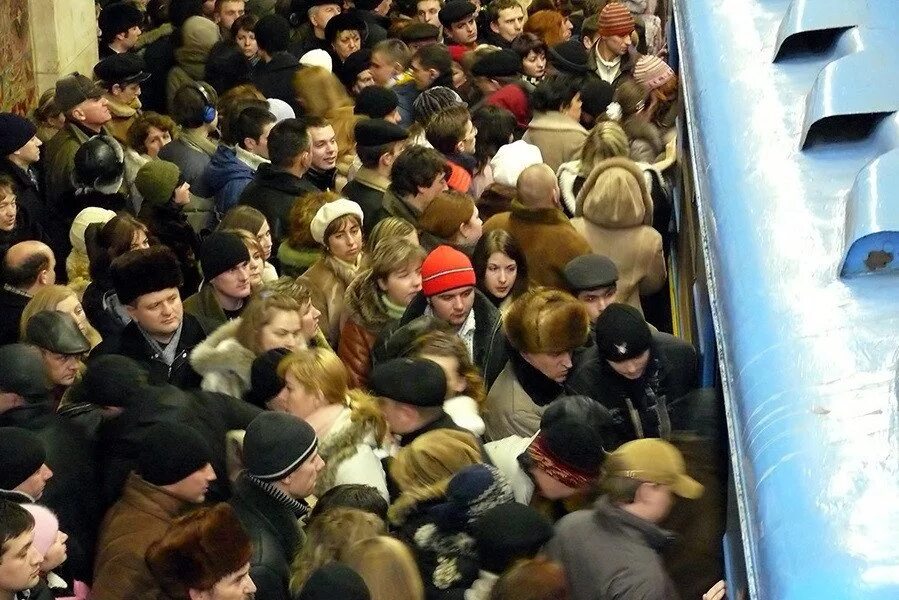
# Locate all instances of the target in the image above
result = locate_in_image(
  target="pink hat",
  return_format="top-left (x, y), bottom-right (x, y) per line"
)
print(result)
top-left (598, 2), bottom-right (635, 38)
top-left (22, 503), bottom-right (59, 555)
top-left (633, 55), bottom-right (675, 90)
top-left (421, 245), bottom-right (476, 297)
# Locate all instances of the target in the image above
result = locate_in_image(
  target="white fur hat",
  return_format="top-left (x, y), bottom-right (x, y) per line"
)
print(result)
top-left (310, 199), bottom-right (364, 244)
top-left (490, 140), bottom-right (543, 187)
top-left (267, 98), bottom-right (296, 123)
top-left (299, 49), bottom-right (333, 72)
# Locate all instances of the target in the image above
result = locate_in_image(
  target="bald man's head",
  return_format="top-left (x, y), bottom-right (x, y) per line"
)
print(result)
top-left (3, 241), bottom-right (55, 291)
top-left (516, 164), bottom-right (560, 210)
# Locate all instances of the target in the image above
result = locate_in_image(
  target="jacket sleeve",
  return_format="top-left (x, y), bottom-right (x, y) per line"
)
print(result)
top-left (337, 320), bottom-right (374, 389)
top-left (249, 562), bottom-right (290, 600)
top-left (638, 231), bottom-right (667, 296)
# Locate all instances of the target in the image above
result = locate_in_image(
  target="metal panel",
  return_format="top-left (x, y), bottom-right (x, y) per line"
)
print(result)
top-left (773, 0), bottom-right (860, 60)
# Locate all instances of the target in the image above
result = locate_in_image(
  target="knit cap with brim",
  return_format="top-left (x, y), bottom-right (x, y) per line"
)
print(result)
top-left (420, 245), bottom-right (476, 297)
top-left (138, 423), bottom-right (214, 486)
top-left (633, 55), bottom-right (675, 91)
top-left (598, 1), bottom-right (635, 37)
top-left (244, 412), bottom-right (319, 481)
top-left (0, 113), bottom-right (37, 157)
top-left (0, 427), bottom-right (46, 491)
top-left (135, 159), bottom-right (182, 208)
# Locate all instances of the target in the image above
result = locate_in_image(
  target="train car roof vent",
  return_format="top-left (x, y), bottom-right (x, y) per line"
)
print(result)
top-left (773, 0), bottom-right (860, 61)
top-left (840, 148), bottom-right (899, 278)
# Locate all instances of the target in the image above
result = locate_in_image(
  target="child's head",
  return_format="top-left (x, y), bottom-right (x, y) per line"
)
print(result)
top-left (0, 500), bottom-right (41, 593)
top-left (408, 330), bottom-right (486, 405)
top-left (22, 504), bottom-right (67, 574)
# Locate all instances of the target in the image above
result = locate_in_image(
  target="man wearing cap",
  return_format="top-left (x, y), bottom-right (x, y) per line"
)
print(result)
top-left (483, 163), bottom-right (591, 290)
top-left (230, 412), bottom-right (325, 600)
top-left (547, 438), bottom-right (704, 600)
top-left (290, 0), bottom-right (343, 58)
top-left (43, 73), bottom-right (112, 205)
top-left (485, 396), bottom-right (613, 515)
top-left (93, 53), bottom-right (151, 144)
top-left (0, 241), bottom-right (56, 345)
top-left (0, 428), bottom-right (52, 504)
top-left (0, 113), bottom-right (49, 229)
top-left (399, 21), bottom-right (441, 50)
top-left (23, 311), bottom-right (90, 399)
top-left (342, 118), bottom-right (408, 232)
top-left (588, 1), bottom-right (637, 86)
top-left (91, 246), bottom-right (207, 389)
top-left (253, 14), bottom-right (303, 113)
top-left (184, 231), bottom-right (253, 333)
top-left (378, 245), bottom-right (507, 387)
top-left (98, 1), bottom-right (144, 58)
top-left (353, 85), bottom-right (402, 123)
top-left (339, 49), bottom-right (376, 97)
top-left (563, 254), bottom-right (619, 324)
top-left (439, 1), bottom-right (479, 54)
top-left (92, 423), bottom-right (218, 600)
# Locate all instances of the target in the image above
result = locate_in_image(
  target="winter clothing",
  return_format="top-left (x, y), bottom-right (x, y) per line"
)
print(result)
top-left (482, 200), bottom-right (592, 291)
top-left (355, 87), bottom-right (400, 120)
top-left (522, 111), bottom-right (587, 172)
top-left (547, 497), bottom-right (679, 600)
top-left (309, 199), bottom-right (364, 243)
top-left (43, 121), bottom-right (107, 207)
top-left (483, 353), bottom-right (563, 440)
top-left (108, 245), bottom-right (183, 306)
top-left (244, 411), bottom-right (319, 481)
top-left (420, 245), bottom-right (477, 297)
top-left (190, 318), bottom-right (256, 398)
top-left (183, 282), bottom-right (236, 335)
top-left (204, 144), bottom-right (257, 214)
top-left (471, 502), bottom-right (554, 575)
top-left (563, 254), bottom-right (619, 292)
top-left (297, 563), bottom-right (371, 600)
top-left (597, 1), bottom-right (636, 37)
top-left (67, 206), bottom-right (116, 295)
top-left (157, 130), bottom-right (218, 198)
top-left (253, 52), bottom-right (303, 112)
top-left (137, 422), bottom-right (213, 487)
top-left (199, 231), bottom-right (251, 281)
top-left (570, 157), bottom-right (666, 313)
top-left (138, 200), bottom-right (204, 297)
top-left (24, 311), bottom-right (91, 355)
top-left (166, 16), bottom-right (221, 114)
top-left (238, 163), bottom-right (320, 250)
top-left (103, 95), bottom-right (142, 145)
top-left (369, 357), bottom-right (448, 407)
top-left (634, 55), bottom-right (675, 91)
top-left (0, 286), bottom-right (30, 345)
top-left (342, 167), bottom-right (391, 236)
top-left (277, 242), bottom-right (321, 278)
top-left (301, 254), bottom-right (363, 346)
top-left (594, 303), bottom-right (652, 361)
top-left (0, 426), bottom-right (45, 493)
top-left (244, 348), bottom-right (290, 408)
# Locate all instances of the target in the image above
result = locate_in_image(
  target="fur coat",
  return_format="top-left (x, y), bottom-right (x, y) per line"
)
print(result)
top-left (301, 254), bottom-right (363, 347)
top-left (522, 111), bottom-right (588, 172)
top-left (338, 274), bottom-right (397, 389)
top-left (190, 318), bottom-right (256, 399)
top-left (313, 405), bottom-right (388, 501)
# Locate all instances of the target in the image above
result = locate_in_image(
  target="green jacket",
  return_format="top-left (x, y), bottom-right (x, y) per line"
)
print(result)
top-left (43, 122), bottom-right (100, 204)
top-left (183, 284), bottom-right (228, 335)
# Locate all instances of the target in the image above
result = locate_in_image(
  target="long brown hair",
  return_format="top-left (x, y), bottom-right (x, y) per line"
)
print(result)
top-left (409, 330), bottom-right (486, 407)
top-left (471, 229), bottom-right (529, 301)
top-left (344, 536), bottom-right (424, 600)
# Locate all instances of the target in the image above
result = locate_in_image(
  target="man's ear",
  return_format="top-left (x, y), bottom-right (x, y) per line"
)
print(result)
top-left (490, 21), bottom-right (500, 34)
top-left (71, 107), bottom-right (86, 122)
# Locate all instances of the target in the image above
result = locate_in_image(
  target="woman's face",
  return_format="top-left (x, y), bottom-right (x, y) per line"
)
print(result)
top-left (327, 219), bottom-right (363, 263)
top-left (236, 28), bottom-right (258, 59)
top-left (419, 352), bottom-right (466, 396)
top-left (300, 301), bottom-right (321, 340)
top-left (482, 251), bottom-right (517, 299)
top-left (458, 207), bottom-right (483, 245)
top-left (522, 50), bottom-right (546, 79)
top-left (560, 17), bottom-right (573, 41)
top-left (274, 372), bottom-right (325, 419)
top-left (564, 92), bottom-right (583, 123)
top-left (55, 294), bottom-right (90, 338)
top-left (130, 228), bottom-right (150, 251)
top-left (378, 260), bottom-right (423, 306)
top-left (257, 221), bottom-right (273, 260)
top-left (143, 126), bottom-right (172, 158)
top-left (245, 243), bottom-right (264, 285)
top-left (41, 530), bottom-right (68, 573)
top-left (257, 309), bottom-right (303, 352)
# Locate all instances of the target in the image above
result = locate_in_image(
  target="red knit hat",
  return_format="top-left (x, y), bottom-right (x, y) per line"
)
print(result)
top-left (421, 245), bottom-right (476, 297)
top-left (633, 55), bottom-right (675, 90)
top-left (598, 2), bottom-right (635, 38)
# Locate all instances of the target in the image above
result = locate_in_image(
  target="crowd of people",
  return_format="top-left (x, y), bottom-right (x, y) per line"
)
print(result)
top-left (0, 0), bottom-right (729, 598)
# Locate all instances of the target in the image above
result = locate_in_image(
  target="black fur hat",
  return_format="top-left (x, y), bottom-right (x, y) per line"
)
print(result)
top-left (110, 246), bottom-right (184, 306)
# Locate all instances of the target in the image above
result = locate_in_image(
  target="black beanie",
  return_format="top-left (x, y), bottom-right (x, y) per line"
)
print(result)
top-left (200, 232), bottom-right (251, 281)
top-left (0, 427), bottom-right (46, 491)
top-left (354, 86), bottom-right (399, 119)
top-left (539, 395), bottom-right (611, 475)
top-left (255, 14), bottom-right (291, 54)
top-left (244, 348), bottom-right (290, 408)
top-left (78, 355), bottom-right (149, 408)
top-left (594, 303), bottom-right (652, 361)
top-left (297, 563), bottom-right (371, 600)
top-left (368, 358), bottom-right (447, 407)
top-left (472, 503), bottom-right (553, 574)
top-left (548, 40), bottom-right (588, 75)
top-left (244, 412), bottom-right (318, 481)
top-left (138, 423), bottom-right (213, 486)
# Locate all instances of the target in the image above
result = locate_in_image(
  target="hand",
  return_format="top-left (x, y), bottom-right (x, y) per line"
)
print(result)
top-left (703, 580), bottom-right (726, 600)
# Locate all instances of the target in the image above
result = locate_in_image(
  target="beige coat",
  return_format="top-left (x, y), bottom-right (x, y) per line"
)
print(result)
top-left (570, 157), bottom-right (666, 313)
top-left (300, 254), bottom-right (363, 347)
top-left (522, 111), bottom-right (588, 172)
top-left (483, 361), bottom-right (545, 441)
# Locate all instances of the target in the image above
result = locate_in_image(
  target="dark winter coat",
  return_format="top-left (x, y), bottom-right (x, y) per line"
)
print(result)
top-left (183, 283), bottom-right (234, 336)
top-left (238, 163), bottom-right (319, 250)
top-left (252, 52), bottom-right (302, 113)
top-left (0, 210), bottom-right (47, 259)
top-left (341, 167), bottom-right (390, 236)
top-left (0, 159), bottom-right (49, 227)
top-left (204, 144), bottom-right (256, 215)
top-left (158, 138), bottom-right (215, 198)
top-left (139, 202), bottom-right (203, 296)
top-left (0, 285), bottom-right (29, 345)
top-left (81, 277), bottom-right (131, 340)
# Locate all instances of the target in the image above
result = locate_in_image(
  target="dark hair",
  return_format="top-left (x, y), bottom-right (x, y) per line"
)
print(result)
top-left (357, 141), bottom-right (399, 169)
top-left (308, 484), bottom-right (390, 522)
top-left (424, 105), bottom-right (470, 155)
top-left (0, 173), bottom-right (15, 194)
top-left (126, 112), bottom-right (177, 154)
top-left (205, 41), bottom-right (253, 95)
top-left (3, 249), bottom-right (52, 288)
top-left (222, 104), bottom-right (276, 148)
top-left (267, 118), bottom-right (311, 168)
top-left (486, 0), bottom-right (522, 24)
top-left (231, 14), bottom-right (257, 37)
top-left (0, 501), bottom-right (34, 555)
top-left (87, 213), bottom-right (149, 281)
top-left (511, 31), bottom-right (547, 60)
top-left (472, 229), bottom-right (529, 301)
top-left (531, 73), bottom-right (582, 112)
top-left (471, 105), bottom-right (516, 169)
top-left (413, 43), bottom-right (452, 76)
top-left (171, 83), bottom-right (219, 128)
top-left (581, 14), bottom-right (599, 42)
top-left (169, 0), bottom-right (204, 30)
top-left (389, 145), bottom-right (448, 198)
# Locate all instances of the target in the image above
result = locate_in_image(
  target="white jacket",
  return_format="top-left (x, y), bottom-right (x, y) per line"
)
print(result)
top-left (484, 433), bottom-right (538, 505)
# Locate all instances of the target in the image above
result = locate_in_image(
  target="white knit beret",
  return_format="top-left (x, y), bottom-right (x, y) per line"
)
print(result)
top-left (490, 140), bottom-right (543, 187)
top-left (299, 49), bottom-right (333, 72)
top-left (310, 198), bottom-right (364, 244)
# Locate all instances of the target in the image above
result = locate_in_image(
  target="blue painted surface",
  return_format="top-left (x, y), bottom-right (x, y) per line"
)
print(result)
top-left (673, 0), bottom-right (899, 597)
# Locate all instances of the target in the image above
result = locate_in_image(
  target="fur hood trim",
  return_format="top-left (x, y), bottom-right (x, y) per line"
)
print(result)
top-left (576, 157), bottom-right (653, 228)
top-left (189, 318), bottom-right (255, 381)
top-left (344, 270), bottom-right (394, 332)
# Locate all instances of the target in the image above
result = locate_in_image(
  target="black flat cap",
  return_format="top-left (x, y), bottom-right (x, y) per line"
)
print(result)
top-left (98, 2), bottom-right (144, 39)
top-left (354, 118), bottom-right (408, 146)
top-left (338, 48), bottom-right (373, 88)
top-left (369, 358), bottom-right (447, 407)
top-left (325, 12), bottom-right (366, 43)
top-left (548, 39), bottom-right (588, 75)
top-left (94, 53), bottom-right (151, 85)
top-left (472, 49), bottom-right (522, 78)
top-left (399, 22), bottom-right (440, 43)
top-left (24, 311), bottom-right (91, 355)
top-left (438, 1), bottom-right (476, 28)
top-left (563, 254), bottom-right (618, 291)
top-left (354, 85), bottom-right (399, 118)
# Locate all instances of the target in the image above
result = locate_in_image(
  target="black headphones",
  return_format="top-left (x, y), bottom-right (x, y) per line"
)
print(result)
top-left (192, 82), bottom-right (217, 125)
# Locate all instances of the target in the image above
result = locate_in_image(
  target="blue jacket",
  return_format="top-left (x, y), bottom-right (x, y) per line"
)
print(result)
top-left (204, 145), bottom-right (255, 216)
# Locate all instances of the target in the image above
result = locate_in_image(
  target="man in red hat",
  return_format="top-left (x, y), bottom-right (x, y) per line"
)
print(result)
top-left (588, 1), bottom-right (637, 87)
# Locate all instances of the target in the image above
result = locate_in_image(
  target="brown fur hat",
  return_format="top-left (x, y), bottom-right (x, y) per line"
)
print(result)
top-left (504, 287), bottom-right (590, 354)
top-left (145, 504), bottom-right (252, 599)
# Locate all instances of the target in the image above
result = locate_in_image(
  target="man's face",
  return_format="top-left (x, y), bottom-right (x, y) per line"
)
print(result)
top-left (333, 29), bottom-right (362, 61)
top-left (352, 69), bottom-right (375, 95)
top-left (416, 0), bottom-right (441, 25)
top-left (310, 4), bottom-right (342, 32)
top-left (114, 82), bottom-right (142, 105)
top-left (417, 171), bottom-right (448, 203)
top-left (246, 122), bottom-right (275, 159)
top-left (211, 263), bottom-right (253, 301)
top-left (492, 6), bottom-right (524, 42)
top-left (602, 33), bottom-right (631, 57)
top-left (577, 285), bottom-right (616, 322)
top-left (0, 529), bottom-right (43, 593)
top-left (127, 287), bottom-right (183, 340)
top-left (411, 58), bottom-right (435, 90)
top-left (75, 97), bottom-right (112, 127)
top-left (284, 452), bottom-right (324, 499)
top-left (531, 466), bottom-right (578, 500)
top-left (521, 350), bottom-right (573, 383)
top-left (196, 563), bottom-right (257, 600)
top-left (369, 51), bottom-right (397, 86)
top-left (0, 191), bottom-right (16, 232)
top-left (216, 0), bottom-right (245, 30)
top-left (14, 463), bottom-right (53, 500)
top-left (607, 349), bottom-right (651, 380)
top-left (460, 119), bottom-right (477, 154)
top-left (166, 463), bottom-right (217, 503)
top-left (379, 398), bottom-right (417, 434)
top-left (428, 285), bottom-right (475, 327)
top-left (449, 15), bottom-right (478, 45)
top-left (116, 25), bottom-right (142, 50)
top-left (11, 135), bottom-right (41, 165)
top-left (40, 350), bottom-right (84, 387)
top-left (308, 125), bottom-right (339, 170)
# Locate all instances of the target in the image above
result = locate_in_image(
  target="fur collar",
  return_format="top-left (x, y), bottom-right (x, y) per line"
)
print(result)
top-left (189, 318), bottom-right (255, 382)
top-left (320, 253), bottom-right (363, 288)
top-left (526, 111), bottom-right (588, 134)
top-left (344, 271), bottom-right (394, 332)
top-left (576, 156), bottom-right (653, 227)
top-left (313, 407), bottom-right (379, 496)
top-left (352, 167), bottom-right (390, 193)
top-left (105, 94), bottom-right (141, 118)
top-left (509, 200), bottom-right (570, 225)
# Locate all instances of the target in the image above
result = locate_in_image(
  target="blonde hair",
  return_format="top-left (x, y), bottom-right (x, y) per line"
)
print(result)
top-left (579, 121), bottom-right (629, 175)
top-left (235, 292), bottom-right (303, 354)
top-left (409, 330), bottom-right (486, 407)
top-left (293, 67), bottom-right (360, 161)
top-left (344, 536), bottom-right (424, 600)
top-left (369, 237), bottom-right (426, 281)
top-left (367, 217), bottom-right (418, 253)
top-left (288, 508), bottom-right (386, 594)
top-left (20, 285), bottom-right (102, 348)
top-left (278, 347), bottom-right (387, 441)
top-left (388, 429), bottom-right (482, 525)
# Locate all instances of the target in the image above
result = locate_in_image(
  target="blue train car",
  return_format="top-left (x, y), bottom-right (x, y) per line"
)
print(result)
top-left (672, 0), bottom-right (899, 597)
